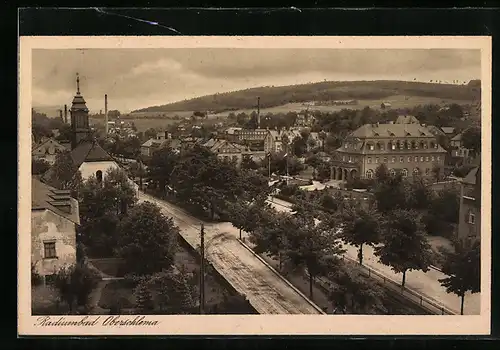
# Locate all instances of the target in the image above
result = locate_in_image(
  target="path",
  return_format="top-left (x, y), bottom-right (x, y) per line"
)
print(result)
top-left (138, 191), bottom-right (323, 315)
top-left (268, 196), bottom-right (481, 315)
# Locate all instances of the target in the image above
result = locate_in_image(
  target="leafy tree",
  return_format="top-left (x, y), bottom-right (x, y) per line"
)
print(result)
top-left (135, 278), bottom-right (155, 313)
top-left (171, 145), bottom-right (241, 219)
top-left (116, 201), bottom-right (179, 276)
top-left (53, 262), bottom-right (100, 314)
top-left (284, 215), bottom-right (345, 300)
top-left (31, 263), bottom-right (44, 287)
top-left (291, 135), bottom-right (307, 158)
top-left (148, 147), bottom-right (180, 195)
top-left (250, 210), bottom-right (295, 270)
top-left (438, 239), bottom-right (481, 315)
top-left (45, 151), bottom-right (83, 197)
top-left (432, 163), bottom-right (444, 182)
top-left (241, 154), bottom-right (259, 170)
top-left (375, 209), bottom-right (433, 288)
top-left (146, 268), bottom-right (197, 313)
top-left (144, 128), bottom-right (157, 140)
top-left (405, 176), bottom-right (433, 210)
top-left (209, 294), bottom-right (254, 314)
top-left (339, 205), bottom-right (382, 265)
top-left (373, 167), bottom-right (406, 213)
top-left (32, 159), bottom-right (51, 175)
top-left (227, 201), bottom-right (248, 240)
top-left (328, 263), bottom-right (386, 314)
top-left (423, 187), bottom-right (460, 238)
top-left (461, 127), bottom-right (481, 156)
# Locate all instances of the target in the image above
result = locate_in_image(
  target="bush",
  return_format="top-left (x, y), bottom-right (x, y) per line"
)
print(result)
top-left (31, 263), bottom-right (44, 287)
top-left (53, 263), bottom-right (101, 314)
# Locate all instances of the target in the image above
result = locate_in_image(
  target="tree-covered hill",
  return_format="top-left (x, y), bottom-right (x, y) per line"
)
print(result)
top-left (133, 80), bottom-right (481, 114)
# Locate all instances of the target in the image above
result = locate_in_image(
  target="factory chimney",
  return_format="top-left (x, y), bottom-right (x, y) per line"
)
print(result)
top-left (105, 94), bottom-right (108, 135)
top-left (257, 96), bottom-right (261, 129)
top-left (64, 104), bottom-right (68, 124)
top-left (59, 109), bottom-right (63, 122)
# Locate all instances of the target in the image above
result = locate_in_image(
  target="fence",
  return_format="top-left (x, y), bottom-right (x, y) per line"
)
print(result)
top-left (341, 255), bottom-right (456, 315)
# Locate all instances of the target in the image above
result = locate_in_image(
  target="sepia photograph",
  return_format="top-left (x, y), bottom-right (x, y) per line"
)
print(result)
top-left (19, 36), bottom-right (491, 335)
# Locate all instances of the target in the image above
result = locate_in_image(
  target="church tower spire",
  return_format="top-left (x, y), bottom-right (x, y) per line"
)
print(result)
top-left (70, 72), bottom-right (90, 149)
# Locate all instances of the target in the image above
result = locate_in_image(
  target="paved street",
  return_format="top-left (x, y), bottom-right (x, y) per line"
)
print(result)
top-left (268, 196), bottom-right (481, 315)
top-left (138, 192), bottom-right (323, 315)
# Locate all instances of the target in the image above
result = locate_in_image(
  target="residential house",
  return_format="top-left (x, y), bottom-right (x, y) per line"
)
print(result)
top-left (457, 164), bottom-right (481, 241)
top-left (380, 102), bottom-right (392, 109)
top-left (202, 138), bottom-right (248, 166)
top-left (449, 131), bottom-right (473, 164)
top-left (440, 127), bottom-right (456, 136)
top-left (222, 127), bottom-right (243, 142)
top-left (295, 113), bottom-right (316, 127)
top-left (32, 137), bottom-right (68, 165)
top-left (395, 115), bottom-right (420, 124)
top-left (31, 177), bottom-right (79, 283)
top-left (333, 122), bottom-right (447, 181)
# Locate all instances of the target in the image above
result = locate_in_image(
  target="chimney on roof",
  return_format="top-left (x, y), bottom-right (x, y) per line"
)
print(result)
top-left (257, 97), bottom-right (261, 129)
top-left (64, 105), bottom-right (68, 124)
top-left (105, 94), bottom-right (109, 135)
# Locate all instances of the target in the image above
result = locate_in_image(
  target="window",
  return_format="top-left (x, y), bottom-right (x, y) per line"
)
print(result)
top-left (342, 156), bottom-right (346, 162)
top-left (390, 169), bottom-right (396, 176)
top-left (375, 157), bottom-right (379, 164)
top-left (400, 156), bottom-right (404, 163)
top-left (411, 141), bottom-right (415, 149)
top-left (402, 168), bottom-right (408, 177)
top-left (367, 157), bottom-right (372, 164)
top-left (96, 170), bottom-right (103, 183)
top-left (413, 168), bottom-right (420, 175)
top-left (420, 157), bottom-right (424, 162)
top-left (366, 170), bottom-right (374, 179)
top-left (431, 156), bottom-right (435, 162)
top-left (391, 157), bottom-right (396, 163)
top-left (380, 143), bottom-right (385, 151)
top-left (425, 156), bottom-right (429, 162)
top-left (430, 142), bottom-right (435, 149)
top-left (348, 156), bottom-right (352, 163)
top-left (414, 156), bottom-right (418, 162)
top-left (468, 211), bottom-right (476, 224)
top-left (391, 143), bottom-right (396, 150)
top-left (408, 156), bottom-right (412, 163)
top-left (344, 143), bottom-right (348, 149)
top-left (43, 241), bottom-right (57, 259)
top-left (383, 157), bottom-right (388, 163)
top-left (437, 156), bottom-right (441, 161)
top-left (369, 144), bottom-right (374, 151)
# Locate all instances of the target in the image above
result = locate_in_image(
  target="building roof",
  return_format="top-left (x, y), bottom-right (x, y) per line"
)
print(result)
top-left (70, 140), bottom-right (115, 167)
top-left (451, 132), bottom-right (463, 141)
top-left (32, 177), bottom-right (80, 225)
top-left (463, 165), bottom-right (480, 185)
top-left (395, 115), bottom-right (420, 124)
top-left (349, 123), bottom-right (435, 139)
top-left (426, 125), bottom-right (446, 136)
top-left (70, 93), bottom-right (89, 113)
top-left (440, 127), bottom-right (456, 134)
top-left (224, 127), bottom-right (242, 135)
top-left (141, 138), bottom-right (165, 148)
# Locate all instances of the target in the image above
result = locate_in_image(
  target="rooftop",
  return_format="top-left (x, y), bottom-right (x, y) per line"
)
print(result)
top-left (349, 123), bottom-right (435, 139)
top-left (32, 177), bottom-right (80, 224)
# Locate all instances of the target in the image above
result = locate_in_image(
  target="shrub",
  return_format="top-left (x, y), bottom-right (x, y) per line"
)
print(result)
top-left (31, 263), bottom-right (44, 287)
top-left (31, 159), bottom-right (51, 175)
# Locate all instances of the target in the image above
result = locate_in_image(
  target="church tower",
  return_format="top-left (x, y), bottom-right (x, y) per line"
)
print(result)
top-left (70, 73), bottom-right (91, 149)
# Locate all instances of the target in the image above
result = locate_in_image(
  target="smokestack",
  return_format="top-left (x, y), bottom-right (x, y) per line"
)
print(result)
top-left (59, 109), bottom-right (63, 122)
top-left (64, 105), bottom-right (68, 124)
top-left (105, 94), bottom-right (108, 135)
top-left (257, 96), bottom-right (261, 129)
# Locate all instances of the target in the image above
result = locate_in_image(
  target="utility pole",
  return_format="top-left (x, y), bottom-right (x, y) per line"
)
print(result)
top-left (267, 152), bottom-right (271, 181)
top-left (199, 223), bottom-right (205, 314)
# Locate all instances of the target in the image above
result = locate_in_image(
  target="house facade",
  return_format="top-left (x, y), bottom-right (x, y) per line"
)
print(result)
top-left (32, 177), bottom-right (79, 283)
top-left (32, 137), bottom-right (68, 165)
top-left (333, 122), bottom-right (447, 181)
top-left (203, 138), bottom-right (249, 166)
top-left (457, 165), bottom-right (481, 241)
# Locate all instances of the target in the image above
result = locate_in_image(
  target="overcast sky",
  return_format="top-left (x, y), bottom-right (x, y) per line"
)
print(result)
top-left (32, 48), bottom-right (481, 113)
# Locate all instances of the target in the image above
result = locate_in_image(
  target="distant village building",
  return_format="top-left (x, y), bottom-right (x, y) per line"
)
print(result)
top-left (449, 130), bottom-right (474, 164)
top-left (332, 122), bottom-right (447, 181)
top-left (32, 137), bottom-right (67, 165)
top-left (222, 127), bottom-right (243, 142)
top-left (294, 113), bottom-right (316, 127)
top-left (31, 177), bottom-right (79, 284)
top-left (440, 127), bottom-right (456, 136)
top-left (395, 115), bottom-right (420, 124)
top-left (458, 164), bottom-right (481, 241)
top-left (380, 102), bottom-right (392, 109)
top-left (202, 138), bottom-right (248, 166)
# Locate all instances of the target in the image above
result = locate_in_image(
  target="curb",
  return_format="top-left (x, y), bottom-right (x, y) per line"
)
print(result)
top-left (237, 239), bottom-right (326, 315)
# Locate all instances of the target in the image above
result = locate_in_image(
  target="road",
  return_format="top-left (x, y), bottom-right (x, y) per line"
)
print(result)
top-left (138, 192), bottom-right (323, 315)
top-left (268, 196), bottom-right (481, 315)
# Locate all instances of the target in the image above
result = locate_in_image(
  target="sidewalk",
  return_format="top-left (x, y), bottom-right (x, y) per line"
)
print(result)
top-left (268, 196), bottom-right (481, 315)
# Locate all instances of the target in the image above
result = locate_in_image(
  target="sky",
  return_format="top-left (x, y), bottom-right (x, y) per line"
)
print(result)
top-left (32, 48), bottom-right (481, 114)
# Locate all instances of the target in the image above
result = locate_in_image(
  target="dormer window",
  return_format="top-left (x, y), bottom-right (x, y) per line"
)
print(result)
top-left (344, 143), bottom-right (348, 149)
top-left (369, 144), bottom-right (374, 151)
top-left (391, 143), bottom-right (396, 150)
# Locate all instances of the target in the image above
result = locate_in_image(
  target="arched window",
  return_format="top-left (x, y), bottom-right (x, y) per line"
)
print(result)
top-left (411, 141), bottom-right (416, 149)
top-left (366, 169), bottom-right (374, 179)
top-left (376, 142), bottom-right (381, 150)
top-left (413, 167), bottom-right (420, 176)
top-left (423, 141), bottom-right (428, 149)
top-left (368, 143), bottom-right (375, 151)
top-left (96, 170), bottom-right (103, 183)
top-left (391, 156), bottom-right (396, 163)
top-left (389, 169), bottom-right (396, 176)
top-left (402, 168), bottom-right (408, 177)
top-left (391, 141), bottom-right (396, 150)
